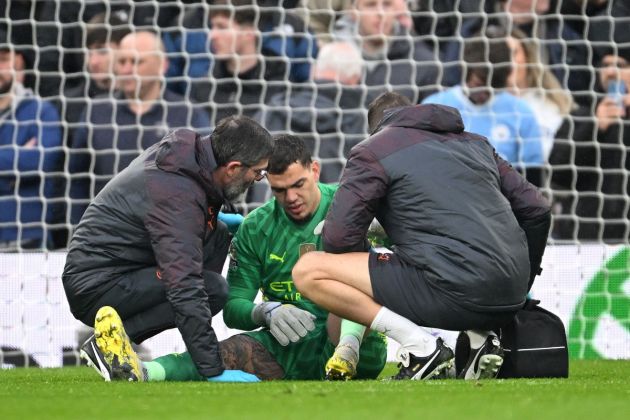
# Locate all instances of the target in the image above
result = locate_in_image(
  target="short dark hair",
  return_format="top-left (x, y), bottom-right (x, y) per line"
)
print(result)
top-left (208, 0), bottom-right (258, 26)
top-left (464, 29), bottom-right (512, 89)
top-left (85, 11), bottom-right (131, 47)
top-left (210, 115), bottom-right (273, 167)
top-left (0, 23), bottom-right (21, 54)
top-left (268, 134), bottom-right (312, 175)
top-left (367, 91), bottom-right (413, 133)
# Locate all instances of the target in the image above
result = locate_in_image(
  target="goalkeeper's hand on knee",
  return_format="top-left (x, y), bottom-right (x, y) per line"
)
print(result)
top-left (252, 302), bottom-right (317, 346)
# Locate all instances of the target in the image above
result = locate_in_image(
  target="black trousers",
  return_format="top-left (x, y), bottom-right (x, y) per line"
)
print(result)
top-left (76, 224), bottom-right (230, 344)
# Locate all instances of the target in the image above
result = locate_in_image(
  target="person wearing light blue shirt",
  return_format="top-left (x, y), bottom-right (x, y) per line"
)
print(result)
top-left (423, 30), bottom-right (544, 167)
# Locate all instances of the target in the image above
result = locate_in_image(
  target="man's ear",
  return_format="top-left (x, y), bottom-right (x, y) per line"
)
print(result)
top-left (311, 160), bottom-right (321, 182)
top-left (162, 55), bottom-right (169, 76)
top-left (243, 24), bottom-right (258, 42)
top-left (224, 161), bottom-right (243, 178)
top-left (350, 7), bottom-right (359, 23)
top-left (14, 52), bottom-right (25, 71)
top-left (14, 52), bottom-right (25, 83)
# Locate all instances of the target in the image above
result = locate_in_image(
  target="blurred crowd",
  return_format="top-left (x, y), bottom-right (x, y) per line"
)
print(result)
top-left (0, 0), bottom-right (629, 250)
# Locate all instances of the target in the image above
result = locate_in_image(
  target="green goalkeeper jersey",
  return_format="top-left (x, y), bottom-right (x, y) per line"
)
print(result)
top-left (223, 182), bottom-right (386, 380)
top-left (224, 182), bottom-right (336, 329)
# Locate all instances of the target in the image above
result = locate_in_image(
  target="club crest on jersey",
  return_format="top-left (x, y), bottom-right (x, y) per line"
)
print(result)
top-left (299, 243), bottom-right (316, 257)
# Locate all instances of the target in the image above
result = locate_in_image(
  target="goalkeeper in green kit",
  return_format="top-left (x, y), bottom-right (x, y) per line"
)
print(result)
top-left (86, 134), bottom-right (386, 382)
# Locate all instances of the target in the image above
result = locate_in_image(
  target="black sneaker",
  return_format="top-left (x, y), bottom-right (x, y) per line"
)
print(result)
top-left (458, 334), bottom-right (504, 380)
top-left (79, 334), bottom-right (112, 381)
top-left (392, 338), bottom-right (455, 380)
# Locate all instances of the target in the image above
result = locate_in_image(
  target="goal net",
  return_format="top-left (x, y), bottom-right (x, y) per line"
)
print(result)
top-left (1, 1), bottom-right (628, 366)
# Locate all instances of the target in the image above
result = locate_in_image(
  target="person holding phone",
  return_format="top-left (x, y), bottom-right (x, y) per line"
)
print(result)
top-left (598, 52), bottom-right (630, 128)
top-left (550, 48), bottom-right (630, 241)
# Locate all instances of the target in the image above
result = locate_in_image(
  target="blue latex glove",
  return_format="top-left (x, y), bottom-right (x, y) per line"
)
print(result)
top-left (218, 212), bottom-right (245, 234)
top-left (207, 370), bottom-right (260, 382)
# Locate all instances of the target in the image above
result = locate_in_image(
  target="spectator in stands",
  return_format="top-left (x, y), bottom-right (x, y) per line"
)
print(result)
top-left (56, 12), bottom-right (131, 248)
top-left (299, 0), bottom-right (352, 45)
top-left (191, 1), bottom-right (290, 124)
top-left (302, 0), bottom-right (411, 44)
top-left (408, 0), bottom-right (491, 50)
top-left (69, 30), bottom-right (211, 223)
top-left (409, 1), bottom-right (503, 87)
top-left (550, 47), bottom-right (630, 242)
top-left (176, 0), bottom-right (315, 125)
top-left (497, 0), bottom-right (592, 102)
top-left (164, 0), bottom-right (318, 100)
top-left (422, 32), bottom-right (544, 170)
top-left (436, 0), bottom-right (593, 99)
top-left (549, 0), bottom-right (630, 241)
top-left (0, 0), bottom-right (176, 98)
top-left (332, 0), bottom-right (439, 103)
top-left (62, 11), bottom-right (131, 127)
top-left (0, 0), bottom-right (84, 98)
top-left (506, 28), bottom-right (573, 161)
top-left (0, 26), bottom-right (63, 250)
top-left (256, 41), bottom-right (366, 190)
top-left (586, 0), bottom-right (630, 88)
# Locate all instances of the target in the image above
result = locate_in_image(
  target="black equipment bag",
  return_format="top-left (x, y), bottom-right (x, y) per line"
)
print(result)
top-left (496, 299), bottom-right (569, 378)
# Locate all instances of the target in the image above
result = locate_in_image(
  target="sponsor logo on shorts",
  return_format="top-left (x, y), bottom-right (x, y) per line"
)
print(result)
top-left (377, 253), bottom-right (390, 262)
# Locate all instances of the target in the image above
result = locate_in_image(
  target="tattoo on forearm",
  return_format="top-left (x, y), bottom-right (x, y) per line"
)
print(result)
top-left (219, 335), bottom-right (284, 380)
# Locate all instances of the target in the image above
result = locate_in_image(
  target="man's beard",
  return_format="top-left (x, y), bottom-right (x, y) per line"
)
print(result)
top-left (223, 174), bottom-right (253, 201)
top-left (0, 78), bottom-right (13, 96)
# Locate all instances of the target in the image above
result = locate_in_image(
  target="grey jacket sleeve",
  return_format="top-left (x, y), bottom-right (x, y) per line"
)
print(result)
top-left (496, 153), bottom-right (551, 291)
top-left (145, 175), bottom-right (224, 377)
top-left (322, 144), bottom-right (387, 253)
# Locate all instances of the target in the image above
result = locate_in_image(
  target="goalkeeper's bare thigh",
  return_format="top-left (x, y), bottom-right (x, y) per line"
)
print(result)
top-left (368, 252), bottom-right (515, 331)
top-left (220, 334), bottom-right (284, 380)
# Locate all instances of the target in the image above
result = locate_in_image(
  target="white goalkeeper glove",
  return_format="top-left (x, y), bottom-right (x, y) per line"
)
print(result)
top-left (251, 302), bottom-right (317, 346)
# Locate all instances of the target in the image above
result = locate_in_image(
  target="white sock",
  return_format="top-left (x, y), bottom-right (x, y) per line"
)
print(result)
top-left (370, 307), bottom-right (436, 357)
top-left (338, 319), bottom-right (366, 356)
top-left (466, 330), bottom-right (494, 349)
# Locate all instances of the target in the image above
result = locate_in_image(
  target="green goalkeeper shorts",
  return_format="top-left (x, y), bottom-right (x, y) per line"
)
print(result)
top-left (244, 321), bottom-right (387, 380)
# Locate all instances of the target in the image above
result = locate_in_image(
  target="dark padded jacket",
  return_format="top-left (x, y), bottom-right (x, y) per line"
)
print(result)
top-left (322, 104), bottom-right (551, 312)
top-left (63, 128), bottom-right (226, 377)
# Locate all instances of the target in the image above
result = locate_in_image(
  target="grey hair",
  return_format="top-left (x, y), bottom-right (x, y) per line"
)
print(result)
top-left (313, 41), bottom-right (364, 82)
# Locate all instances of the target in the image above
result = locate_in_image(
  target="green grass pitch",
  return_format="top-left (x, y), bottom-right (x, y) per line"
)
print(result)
top-left (1, 361), bottom-right (629, 419)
